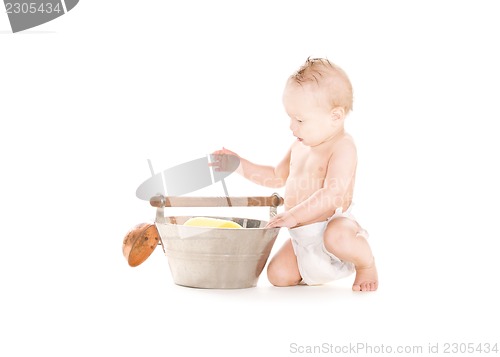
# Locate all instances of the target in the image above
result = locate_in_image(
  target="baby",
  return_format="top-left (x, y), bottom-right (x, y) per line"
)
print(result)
top-left (213, 58), bottom-right (378, 291)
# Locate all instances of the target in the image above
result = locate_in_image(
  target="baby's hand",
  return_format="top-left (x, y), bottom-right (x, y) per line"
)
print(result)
top-left (212, 147), bottom-right (239, 157)
top-left (265, 211), bottom-right (298, 229)
top-left (209, 147), bottom-right (240, 172)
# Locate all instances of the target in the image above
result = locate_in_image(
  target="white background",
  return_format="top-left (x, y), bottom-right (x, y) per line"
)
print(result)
top-left (1, 1), bottom-right (499, 356)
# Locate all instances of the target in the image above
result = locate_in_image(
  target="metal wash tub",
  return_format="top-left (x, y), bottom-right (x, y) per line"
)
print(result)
top-left (151, 194), bottom-right (283, 289)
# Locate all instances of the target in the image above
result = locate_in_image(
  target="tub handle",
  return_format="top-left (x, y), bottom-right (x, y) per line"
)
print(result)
top-left (150, 193), bottom-right (284, 209)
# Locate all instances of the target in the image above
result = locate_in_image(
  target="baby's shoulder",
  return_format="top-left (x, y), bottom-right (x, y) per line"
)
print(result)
top-left (330, 133), bottom-right (357, 159)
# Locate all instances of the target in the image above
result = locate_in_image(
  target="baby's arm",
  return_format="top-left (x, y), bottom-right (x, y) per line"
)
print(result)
top-left (212, 147), bottom-right (290, 188)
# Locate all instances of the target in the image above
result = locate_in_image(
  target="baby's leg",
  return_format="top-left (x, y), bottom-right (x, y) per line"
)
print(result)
top-left (324, 218), bottom-right (378, 291)
top-left (267, 239), bottom-right (302, 287)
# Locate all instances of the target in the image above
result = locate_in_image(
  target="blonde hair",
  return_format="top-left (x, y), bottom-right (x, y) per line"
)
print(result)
top-left (290, 57), bottom-right (353, 114)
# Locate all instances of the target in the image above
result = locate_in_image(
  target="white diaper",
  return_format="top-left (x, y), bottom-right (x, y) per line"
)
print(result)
top-left (289, 206), bottom-right (368, 286)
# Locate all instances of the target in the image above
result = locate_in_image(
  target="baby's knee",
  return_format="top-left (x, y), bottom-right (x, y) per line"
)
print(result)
top-left (324, 218), bottom-right (358, 251)
top-left (267, 262), bottom-right (300, 287)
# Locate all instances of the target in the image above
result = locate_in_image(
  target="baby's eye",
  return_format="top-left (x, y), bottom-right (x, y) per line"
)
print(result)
top-left (297, 119), bottom-right (303, 123)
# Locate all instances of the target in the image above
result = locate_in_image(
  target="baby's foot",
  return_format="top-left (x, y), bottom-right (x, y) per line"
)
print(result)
top-left (352, 258), bottom-right (378, 292)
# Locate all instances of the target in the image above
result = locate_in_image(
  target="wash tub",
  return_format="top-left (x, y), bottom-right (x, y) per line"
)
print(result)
top-left (151, 194), bottom-right (283, 289)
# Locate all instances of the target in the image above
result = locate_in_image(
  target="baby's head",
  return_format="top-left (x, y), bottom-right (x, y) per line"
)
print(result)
top-left (284, 58), bottom-right (353, 146)
top-left (289, 57), bottom-right (353, 114)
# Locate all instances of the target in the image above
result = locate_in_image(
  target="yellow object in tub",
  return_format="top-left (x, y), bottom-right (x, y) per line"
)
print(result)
top-left (183, 217), bottom-right (243, 229)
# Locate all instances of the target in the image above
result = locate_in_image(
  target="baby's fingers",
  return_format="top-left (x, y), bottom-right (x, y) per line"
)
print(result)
top-left (212, 147), bottom-right (239, 157)
top-left (265, 218), bottom-right (281, 229)
top-left (207, 161), bottom-right (222, 172)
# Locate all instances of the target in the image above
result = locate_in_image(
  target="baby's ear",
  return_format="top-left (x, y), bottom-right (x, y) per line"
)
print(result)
top-left (330, 107), bottom-right (345, 121)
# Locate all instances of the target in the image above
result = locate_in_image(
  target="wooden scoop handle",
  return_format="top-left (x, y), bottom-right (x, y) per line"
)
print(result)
top-left (150, 194), bottom-right (284, 208)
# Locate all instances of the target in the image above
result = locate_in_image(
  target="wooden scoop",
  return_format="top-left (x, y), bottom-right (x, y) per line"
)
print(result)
top-left (122, 223), bottom-right (160, 267)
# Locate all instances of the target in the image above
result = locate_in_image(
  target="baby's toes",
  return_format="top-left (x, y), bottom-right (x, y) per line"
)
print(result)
top-left (365, 282), bottom-right (377, 291)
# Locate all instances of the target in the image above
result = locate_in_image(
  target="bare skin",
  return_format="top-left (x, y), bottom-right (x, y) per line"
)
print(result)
top-left (212, 73), bottom-right (378, 292)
